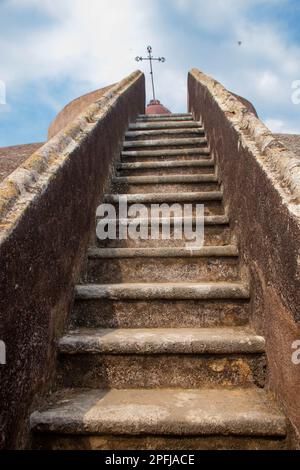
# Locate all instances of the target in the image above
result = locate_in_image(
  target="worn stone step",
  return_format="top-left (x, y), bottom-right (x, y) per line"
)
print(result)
top-left (30, 388), bottom-right (287, 450)
top-left (125, 128), bottom-right (205, 140)
top-left (105, 191), bottom-right (222, 204)
top-left (118, 168), bottom-right (215, 177)
top-left (95, 214), bottom-right (231, 248)
top-left (88, 245), bottom-right (238, 258)
top-left (113, 175), bottom-right (218, 184)
top-left (57, 327), bottom-right (266, 389)
top-left (86, 246), bottom-right (239, 283)
top-left (72, 296), bottom-right (249, 329)
top-left (138, 113), bottom-right (193, 119)
top-left (95, 219), bottom-right (232, 249)
top-left (97, 214), bottom-right (228, 226)
top-left (117, 160), bottom-right (215, 177)
top-left (136, 115), bottom-right (193, 122)
top-left (129, 121), bottom-right (202, 131)
top-left (58, 327), bottom-right (266, 389)
top-left (121, 148), bottom-right (210, 159)
top-left (75, 282), bottom-right (250, 301)
top-left (59, 327), bottom-right (264, 355)
top-left (118, 160), bottom-right (214, 170)
top-left (123, 138), bottom-right (207, 149)
top-left (104, 192), bottom-right (224, 217)
top-left (97, 213), bottom-right (228, 224)
top-left (112, 183), bottom-right (219, 194)
top-left (111, 174), bottom-right (219, 194)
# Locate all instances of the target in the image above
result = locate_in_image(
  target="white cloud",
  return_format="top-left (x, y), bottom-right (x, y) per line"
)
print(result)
top-left (0, 0), bottom-right (299, 135)
top-left (1, 0), bottom-right (159, 85)
top-left (172, 0), bottom-right (281, 33)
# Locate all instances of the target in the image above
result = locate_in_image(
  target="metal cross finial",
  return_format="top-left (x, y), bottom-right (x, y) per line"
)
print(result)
top-left (135, 45), bottom-right (166, 101)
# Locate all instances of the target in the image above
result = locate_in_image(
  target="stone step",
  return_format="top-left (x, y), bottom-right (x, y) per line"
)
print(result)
top-left (95, 217), bottom-right (232, 249)
top-left (72, 296), bottom-right (249, 329)
top-left (86, 246), bottom-right (239, 283)
top-left (136, 115), bottom-right (193, 122)
top-left (88, 245), bottom-right (238, 258)
top-left (75, 282), bottom-right (250, 301)
top-left (121, 148), bottom-right (210, 159)
top-left (57, 327), bottom-right (266, 389)
top-left (59, 327), bottom-right (264, 355)
top-left (123, 138), bottom-right (207, 149)
top-left (105, 191), bottom-right (222, 204)
top-left (112, 183), bottom-right (219, 194)
top-left (118, 159), bottom-right (214, 171)
top-left (97, 214), bottom-right (229, 226)
top-left (113, 175), bottom-right (218, 184)
top-left (125, 128), bottom-right (205, 140)
top-left (117, 159), bottom-right (215, 177)
top-left (111, 174), bottom-right (219, 194)
top-left (118, 168), bottom-right (215, 177)
top-left (129, 121), bottom-right (202, 131)
top-left (104, 192), bottom-right (224, 217)
top-left (118, 160), bottom-right (214, 170)
top-left (138, 113), bottom-right (193, 119)
top-left (31, 388), bottom-right (286, 450)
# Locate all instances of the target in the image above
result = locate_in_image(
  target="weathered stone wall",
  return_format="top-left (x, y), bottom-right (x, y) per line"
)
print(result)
top-left (48, 85), bottom-right (114, 139)
top-left (188, 68), bottom-right (300, 447)
top-left (0, 70), bottom-right (145, 449)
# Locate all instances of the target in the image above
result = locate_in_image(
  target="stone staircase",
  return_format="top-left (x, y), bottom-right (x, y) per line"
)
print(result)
top-left (30, 113), bottom-right (287, 450)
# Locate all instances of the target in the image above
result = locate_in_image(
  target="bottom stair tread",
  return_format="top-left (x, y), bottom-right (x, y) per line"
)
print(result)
top-left (31, 388), bottom-right (286, 437)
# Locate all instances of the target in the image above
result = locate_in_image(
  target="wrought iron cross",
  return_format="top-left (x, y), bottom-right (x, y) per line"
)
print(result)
top-left (135, 46), bottom-right (166, 101)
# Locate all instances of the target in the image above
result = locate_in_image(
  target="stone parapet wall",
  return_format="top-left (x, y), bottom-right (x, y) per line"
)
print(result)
top-left (0, 70), bottom-right (145, 449)
top-left (188, 68), bottom-right (300, 447)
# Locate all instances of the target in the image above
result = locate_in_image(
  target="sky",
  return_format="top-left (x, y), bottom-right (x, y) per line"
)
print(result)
top-left (0, 0), bottom-right (300, 146)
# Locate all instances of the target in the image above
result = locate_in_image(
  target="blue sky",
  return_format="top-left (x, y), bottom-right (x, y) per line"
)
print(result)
top-left (0, 0), bottom-right (300, 147)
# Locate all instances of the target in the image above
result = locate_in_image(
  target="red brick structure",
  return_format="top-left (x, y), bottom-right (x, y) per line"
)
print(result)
top-left (146, 99), bottom-right (171, 115)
